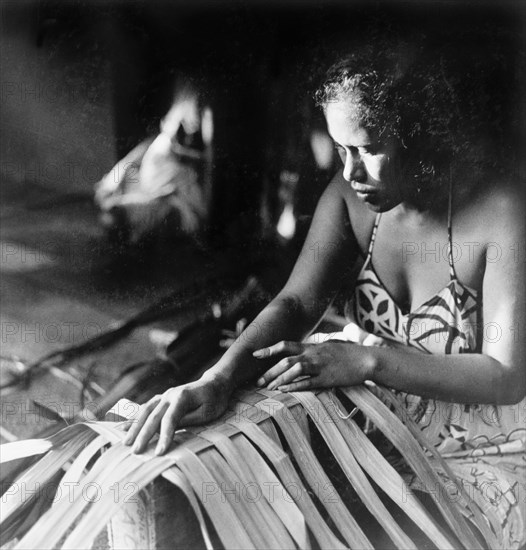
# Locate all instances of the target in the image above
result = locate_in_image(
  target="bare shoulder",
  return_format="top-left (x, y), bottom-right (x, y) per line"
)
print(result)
top-left (463, 180), bottom-right (525, 244)
top-left (478, 181), bottom-right (525, 214)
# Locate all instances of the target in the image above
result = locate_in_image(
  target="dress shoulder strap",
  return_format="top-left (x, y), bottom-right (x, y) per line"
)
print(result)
top-left (366, 213), bottom-right (382, 260)
top-left (446, 178), bottom-right (457, 280)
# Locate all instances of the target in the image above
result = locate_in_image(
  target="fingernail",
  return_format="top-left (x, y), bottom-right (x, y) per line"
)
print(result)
top-left (155, 443), bottom-right (165, 456)
top-left (132, 443), bottom-right (141, 454)
top-left (253, 349), bottom-right (264, 358)
top-left (267, 383), bottom-right (276, 391)
top-left (256, 378), bottom-right (264, 387)
top-left (124, 437), bottom-right (132, 446)
top-left (278, 386), bottom-right (288, 392)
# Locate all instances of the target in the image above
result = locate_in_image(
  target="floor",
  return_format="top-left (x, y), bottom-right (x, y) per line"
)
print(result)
top-left (0, 181), bottom-right (249, 442)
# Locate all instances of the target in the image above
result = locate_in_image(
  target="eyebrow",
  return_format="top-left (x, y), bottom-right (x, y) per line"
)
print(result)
top-left (331, 138), bottom-right (376, 149)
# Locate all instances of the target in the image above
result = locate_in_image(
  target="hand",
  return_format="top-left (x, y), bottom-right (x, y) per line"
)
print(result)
top-left (123, 373), bottom-right (233, 455)
top-left (253, 340), bottom-right (374, 392)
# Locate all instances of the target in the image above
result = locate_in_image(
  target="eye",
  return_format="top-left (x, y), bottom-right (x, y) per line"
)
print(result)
top-left (359, 143), bottom-right (381, 156)
top-left (333, 144), bottom-right (346, 161)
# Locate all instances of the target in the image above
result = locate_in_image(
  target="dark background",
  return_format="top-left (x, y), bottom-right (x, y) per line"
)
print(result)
top-left (2, 0), bottom-right (524, 255)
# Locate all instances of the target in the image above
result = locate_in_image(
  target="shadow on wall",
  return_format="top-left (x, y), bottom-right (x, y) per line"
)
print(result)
top-left (0, 1), bottom-right (116, 195)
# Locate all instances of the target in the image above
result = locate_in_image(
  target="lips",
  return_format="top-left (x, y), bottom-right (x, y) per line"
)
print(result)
top-left (351, 182), bottom-right (376, 194)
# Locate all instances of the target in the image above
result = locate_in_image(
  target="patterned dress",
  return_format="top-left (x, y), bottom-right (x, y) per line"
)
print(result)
top-left (343, 209), bottom-right (526, 548)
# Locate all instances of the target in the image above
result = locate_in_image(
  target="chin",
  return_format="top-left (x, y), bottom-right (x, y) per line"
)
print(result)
top-left (364, 202), bottom-right (383, 213)
top-left (362, 196), bottom-right (397, 213)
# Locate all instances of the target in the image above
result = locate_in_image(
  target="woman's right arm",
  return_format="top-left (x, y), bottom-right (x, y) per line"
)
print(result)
top-left (213, 174), bottom-right (361, 386)
top-left (125, 173), bottom-right (360, 454)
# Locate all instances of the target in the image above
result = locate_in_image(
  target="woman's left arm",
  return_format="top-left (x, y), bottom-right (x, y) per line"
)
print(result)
top-left (257, 187), bottom-right (525, 405)
top-left (373, 189), bottom-right (525, 404)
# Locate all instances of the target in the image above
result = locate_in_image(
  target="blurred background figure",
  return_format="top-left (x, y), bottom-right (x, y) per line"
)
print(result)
top-left (95, 78), bottom-right (213, 251)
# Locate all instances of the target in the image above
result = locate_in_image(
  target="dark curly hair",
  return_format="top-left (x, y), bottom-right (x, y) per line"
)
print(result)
top-left (315, 38), bottom-right (521, 207)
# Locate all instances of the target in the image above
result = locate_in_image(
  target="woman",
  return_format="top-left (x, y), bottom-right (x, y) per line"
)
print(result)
top-left (125, 46), bottom-right (525, 546)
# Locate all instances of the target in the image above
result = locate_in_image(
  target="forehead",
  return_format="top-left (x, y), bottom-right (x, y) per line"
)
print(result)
top-left (324, 101), bottom-right (375, 146)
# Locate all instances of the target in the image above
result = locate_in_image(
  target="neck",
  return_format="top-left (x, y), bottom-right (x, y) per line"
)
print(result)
top-left (390, 202), bottom-right (442, 226)
top-left (400, 178), bottom-right (450, 216)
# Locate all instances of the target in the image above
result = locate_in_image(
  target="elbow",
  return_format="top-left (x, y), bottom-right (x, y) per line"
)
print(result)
top-left (273, 291), bottom-right (321, 325)
top-left (273, 292), bottom-right (307, 319)
top-left (506, 383), bottom-right (526, 405)
top-left (496, 365), bottom-right (526, 405)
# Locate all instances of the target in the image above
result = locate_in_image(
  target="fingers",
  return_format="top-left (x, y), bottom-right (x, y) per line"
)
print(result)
top-left (123, 388), bottom-right (198, 455)
top-left (277, 377), bottom-right (314, 392)
top-left (130, 400), bottom-right (169, 454)
top-left (123, 396), bottom-right (162, 447)
top-left (256, 355), bottom-right (302, 387)
top-left (121, 420), bottom-right (134, 432)
top-left (257, 357), bottom-right (318, 391)
top-left (253, 340), bottom-right (304, 359)
top-left (155, 401), bottom-right (186, 455)
top-left (155, 391), bottom-right (229, 453)
top-left (266, 361), bottom-right (307, 391)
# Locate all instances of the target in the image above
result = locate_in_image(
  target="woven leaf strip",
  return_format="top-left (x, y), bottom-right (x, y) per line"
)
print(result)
top-left (197, 429), bottom-right (298, 548)
top-left (374, 385), bottom-right (499, 548)
top-left (225, 408), bottom-right (347, 549)
top-left (252, 390), bottom-right (374, 550)
top-left (318, 391), bottom-right (456, 549)
top-left (342, 385), bottom-right (485, 549)
top-left (291, 391), bottom-right (417, 550)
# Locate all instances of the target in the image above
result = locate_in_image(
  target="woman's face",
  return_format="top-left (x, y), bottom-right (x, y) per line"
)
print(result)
top-left (325, 100), bottom-right (402, 212)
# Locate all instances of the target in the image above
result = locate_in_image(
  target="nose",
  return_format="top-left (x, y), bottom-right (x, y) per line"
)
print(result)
top-left (342, 149), bottom-right (366, 182)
